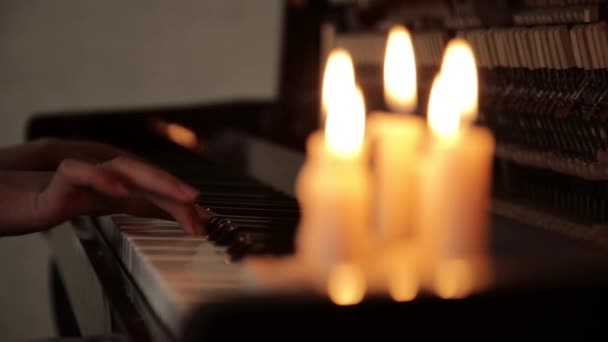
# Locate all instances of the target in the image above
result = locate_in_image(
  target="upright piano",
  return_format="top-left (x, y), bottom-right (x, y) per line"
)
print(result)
top-left (28, 0), bottom-right (608, 340)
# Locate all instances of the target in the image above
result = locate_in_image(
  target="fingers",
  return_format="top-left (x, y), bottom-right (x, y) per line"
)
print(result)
top-left (55, 157), bottom-right (208, 235)
top-left (57, 159), bottom-right (130, 197)
top-left (144, 194), bottom-right (205, 234)
top-left (119, 199), bottom-right (213, 235)
top-left (102, 156), bottom-right (198, 203)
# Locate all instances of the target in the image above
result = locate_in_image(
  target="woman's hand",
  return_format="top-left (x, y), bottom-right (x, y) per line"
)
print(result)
top-left (0, 156), bottom-right (211, 236)
top-left (0, 137), bottom-right (135, 171)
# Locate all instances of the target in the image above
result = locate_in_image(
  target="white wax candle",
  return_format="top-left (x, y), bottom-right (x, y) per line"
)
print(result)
top-left (294, 131), bottom-right (372, 285)
top-left (367, 113), bottom-right (424, 243)
top-left (294, 52), bottom-right (372, 302)
top-left (363, 25), bottom-right (424, 297)
top-left (416, 124), bottom-right (494, 297)
top-left (416, 40), bottom-right (495, 299)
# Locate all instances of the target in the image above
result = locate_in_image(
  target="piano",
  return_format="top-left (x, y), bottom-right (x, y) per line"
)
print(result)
top-left (27, 0), bottom-right (608, 340)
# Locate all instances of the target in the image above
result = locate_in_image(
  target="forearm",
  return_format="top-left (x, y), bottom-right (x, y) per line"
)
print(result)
top-left (0, 171), bottom-right (52, 190)
top-left (0, 139), bottom-right (55, 171)
top-left (0, 158), bottom-right (206, 237)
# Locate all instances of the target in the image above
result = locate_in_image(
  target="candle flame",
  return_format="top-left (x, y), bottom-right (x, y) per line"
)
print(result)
top-left (324, 59), bottom-right (366, 158)
top-left (166, 123), bottom-right (198, 149)
top-left (322, 48), bottom-right (356, 119)
top-left (439, 38), bottom-right (478, 124)
top-left (384, 25), bottom-right (417, 113)
top-left (328, 264), bottom-right (366, 306)
top-left (427, 75), bottom-right (460, 141)
top-left (153, 120), bottom-right (199, 149)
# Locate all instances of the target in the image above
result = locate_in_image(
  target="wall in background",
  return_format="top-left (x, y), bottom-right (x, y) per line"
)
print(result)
top-left (0, 1), bottom-right (282, 339)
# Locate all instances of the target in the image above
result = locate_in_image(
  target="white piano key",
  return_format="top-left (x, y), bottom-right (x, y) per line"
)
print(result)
top-left (128, 238), bottom-right (205, 249)
top-left (97, 208), bottom-right (278, 338)
top-left (127, 235), bottom-right (207, 242)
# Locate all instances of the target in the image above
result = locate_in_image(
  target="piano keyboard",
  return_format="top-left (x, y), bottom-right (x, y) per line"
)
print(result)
top-left (95, 148), bottom-right (301, 337)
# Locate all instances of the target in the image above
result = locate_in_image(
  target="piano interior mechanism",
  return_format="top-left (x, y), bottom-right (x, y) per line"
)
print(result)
top-left (29, 0), bottom-right (608, 340)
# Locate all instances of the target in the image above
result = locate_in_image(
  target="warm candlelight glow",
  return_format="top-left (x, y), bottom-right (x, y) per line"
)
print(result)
top-left (434, 259), bottom-right (474, 299)
top-left (427, 76), bottom-right (460, 141)
top-left (439, 38), bottom-right (478, 124)
top-left (322, 48), bottom-right (357, 119)
top-left (384, 25), bottom-right (417, 113)
top-left (153, 120), bottom-right (199, 149)
top-left (419, 38), bottom-right (492, 300)
top-left (388, 262), bottom-right (418, 302)
top-left (328, 264), bottom-right (366, 306)
top-left (324, 81), bottom-right (366, 158)
top-left (166, 123), bottom-right (198, 149)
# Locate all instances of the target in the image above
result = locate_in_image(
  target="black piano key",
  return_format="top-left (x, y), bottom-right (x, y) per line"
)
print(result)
top-left (228, 231), bottom-right (295, 262)
top-left (138, 145), bottom-right (304, 261)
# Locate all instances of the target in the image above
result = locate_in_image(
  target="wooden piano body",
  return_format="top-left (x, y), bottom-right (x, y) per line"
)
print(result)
top-left (28, 1), bottom-right (608, 340)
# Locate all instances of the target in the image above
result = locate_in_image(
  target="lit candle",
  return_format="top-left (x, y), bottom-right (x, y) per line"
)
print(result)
top-left (416, 39), bottom-right (495, 299)
top-left (365, 25), bottom-right (425, 297)
top-left (370, 25), bottom-right (425, 240)
top-left (294, 49), bottom-right (372, 302)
